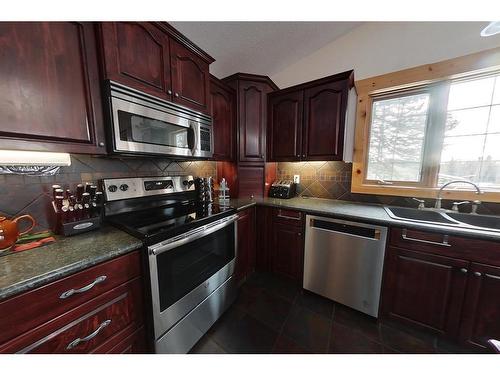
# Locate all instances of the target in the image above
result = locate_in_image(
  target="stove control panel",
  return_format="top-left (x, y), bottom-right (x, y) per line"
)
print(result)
top-left (144, 180), bottom-right (173, 191)
top-left (102, 176), bottom-right (195, 201)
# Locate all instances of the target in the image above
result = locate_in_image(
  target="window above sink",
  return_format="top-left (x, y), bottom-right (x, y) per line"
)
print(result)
top-left (352, 47), bottom-right (500, 203)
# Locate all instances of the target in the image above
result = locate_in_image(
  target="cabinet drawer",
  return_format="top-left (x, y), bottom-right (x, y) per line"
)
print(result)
top-left (0, 251), bottom-right (141, 344)
top-left (0, 277), bottom-right (143, 353)
top-left (273, 208), bottom-right (304, 226)
top-left (389, 228), bottom-right (500, 267)
top-left (93, 325), bottom-right (147, 354)
top-left (390, 228), bottom-right (454, 251)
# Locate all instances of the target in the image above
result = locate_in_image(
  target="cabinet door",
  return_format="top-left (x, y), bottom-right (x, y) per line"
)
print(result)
top-left (235, 208), bottom-right (256, 285)
top-left (238, 81), bottom-right (273, 163)
top-left (268, 90), bottom-right (303, 161)
top-left (271, 222), bottom-right (304, 283)
top-left (0, 22), bottom-right (106, 154)
top-left (303, 81), bottom-right (347, 161)
top-left (210, 77), bottom-right (235, 161)
top-left (170, 39), bottom-right (210, 113)
top-left (100, 22), bottom-right (171, 100)
top-left (460, 262), bottom-right (500, 349)
top-left (238, 165), bottom-right (265, 198)
top-left (381, 247), bottom-right (469, 337)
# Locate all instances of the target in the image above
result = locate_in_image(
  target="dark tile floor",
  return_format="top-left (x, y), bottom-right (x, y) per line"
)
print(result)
top-left (190, 272), bottom-right (474, 354)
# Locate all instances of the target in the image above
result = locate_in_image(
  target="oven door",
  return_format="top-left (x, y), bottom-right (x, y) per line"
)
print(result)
top-left (148, 215), bottom-right (237, 338)
top-left (111, 95), bottom-right (204, 157)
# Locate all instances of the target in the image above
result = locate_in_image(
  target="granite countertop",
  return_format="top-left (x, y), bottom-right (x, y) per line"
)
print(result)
top-left (2, 196), bottom-right (499, 302)
top-left (0, 225), bottom-right (143, 301)
top-left (230, 196), bottom-right (500, 242)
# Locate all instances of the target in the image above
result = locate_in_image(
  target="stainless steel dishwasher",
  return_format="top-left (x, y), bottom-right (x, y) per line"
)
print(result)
top-left (303, 215), bottom-right (388, 317)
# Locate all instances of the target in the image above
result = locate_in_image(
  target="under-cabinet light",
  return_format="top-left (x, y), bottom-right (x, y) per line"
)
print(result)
top-left (0, 150), bottom-right (71, 166)
top-left (481, 22), bottom-right (500, 37)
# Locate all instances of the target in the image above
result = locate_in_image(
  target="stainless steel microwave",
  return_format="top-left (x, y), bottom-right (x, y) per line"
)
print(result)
top-left (106, 81), bottom-right (213, 158)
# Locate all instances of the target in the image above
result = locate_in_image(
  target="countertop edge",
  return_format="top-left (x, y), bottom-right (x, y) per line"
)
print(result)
top-left (235, 198), bottom-right (500, 242)
top-left (0, 241), bottom-right (143, 302)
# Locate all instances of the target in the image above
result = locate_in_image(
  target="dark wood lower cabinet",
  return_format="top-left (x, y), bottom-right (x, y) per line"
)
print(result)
top-left (0, 251), bottom-right (146, 354)
top-left (460, 262), bottom-right (500, 349)
top-left (95, 326), bottom-right (147, 354)
top-left (271, 223), bottom-right (304, 283)
top-left (381, 247), bottom-right (469, 337)
top-left (270, 209), bottom-right (305, 284)
top-left (382, 227), bottom-right (500, 351)
top-left (235, 207), bottom-right (256, 285)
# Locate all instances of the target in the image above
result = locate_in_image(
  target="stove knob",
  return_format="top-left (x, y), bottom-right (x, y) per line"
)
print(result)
top-left (119, 184), bottom-right (129, 192)
top-left (183, 180), bottom-right (194, 187)
top-left (108, 185), bottom-right (118, 193)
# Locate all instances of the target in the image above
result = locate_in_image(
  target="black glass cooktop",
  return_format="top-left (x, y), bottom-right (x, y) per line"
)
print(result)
top-left (106, 201), bottom-right (236, 244)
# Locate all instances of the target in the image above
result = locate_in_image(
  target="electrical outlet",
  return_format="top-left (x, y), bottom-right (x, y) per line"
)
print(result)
top-left (293, 175), bottom-right (300, 184)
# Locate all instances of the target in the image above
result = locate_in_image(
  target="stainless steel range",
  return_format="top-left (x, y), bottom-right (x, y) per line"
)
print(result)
top-left (102, 176), bottom-right (237, 353)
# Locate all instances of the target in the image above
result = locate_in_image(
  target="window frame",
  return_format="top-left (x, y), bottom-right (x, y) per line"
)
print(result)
top-left (351, 47), bottom-right (500, 203)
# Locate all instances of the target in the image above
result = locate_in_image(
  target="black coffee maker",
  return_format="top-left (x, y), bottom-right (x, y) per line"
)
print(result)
top-left (194, 177), bottom-right (214, 204)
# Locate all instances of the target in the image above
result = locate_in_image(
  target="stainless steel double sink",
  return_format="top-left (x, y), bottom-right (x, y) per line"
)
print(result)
top-left (384, 206), bottom-right (500, 233)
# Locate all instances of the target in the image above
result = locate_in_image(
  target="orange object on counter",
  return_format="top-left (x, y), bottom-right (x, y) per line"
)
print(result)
top-left (13, 236), bottom-right (55, 252)
top-left (0, 215), bottom-right (36, 251)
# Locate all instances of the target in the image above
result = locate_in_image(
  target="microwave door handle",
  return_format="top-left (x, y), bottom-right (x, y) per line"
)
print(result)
top-left (188, 122), bottom-right (198, 154)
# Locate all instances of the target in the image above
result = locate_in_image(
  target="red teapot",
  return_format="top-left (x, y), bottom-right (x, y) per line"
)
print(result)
top-left (0, 215), bottom-right (36, 251)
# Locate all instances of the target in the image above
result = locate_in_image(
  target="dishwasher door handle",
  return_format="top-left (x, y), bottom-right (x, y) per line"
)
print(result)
top-left (309, 218), bottom-right (382, 240)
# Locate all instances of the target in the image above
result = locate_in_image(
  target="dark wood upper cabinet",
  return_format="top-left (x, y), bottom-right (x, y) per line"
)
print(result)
top-left (100, 22), bottom-right (171, 99)
top-left (381, 247), bottom-right (469, 337)
top-left (303, 81), bottom-right (346, 160)
top-left (209, 75), bottom-right (236, 161)
top-left (268, 91), bottom-right (303, 161)
top-left (99, 22), bottom-right (213, 114)
top-left (223, 73), bottom-right (278, 163)
top-left (170, 39), bottom-right (210, 113)
top-left (0, 22), bottom-right (106, 154)
top-left (267, 70), bottom-right (353, 162)
top-left (460, 262), bottom-right (500, 349)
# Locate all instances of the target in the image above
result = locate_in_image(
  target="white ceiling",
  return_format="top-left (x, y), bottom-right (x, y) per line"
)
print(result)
top-left (169, 22), bottom-right (362, 82)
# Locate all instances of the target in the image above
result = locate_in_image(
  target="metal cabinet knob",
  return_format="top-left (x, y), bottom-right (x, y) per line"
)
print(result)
top-left (175, 92), bottom-right (180, 98)
top-left (167, 90), bottom-right (172, 95)
top-left (460, 268), bottom-right (468, 274)
top-left (98, 142), bottom-right (105, 147)
top-left (474, 272), bottom-right (482, 277)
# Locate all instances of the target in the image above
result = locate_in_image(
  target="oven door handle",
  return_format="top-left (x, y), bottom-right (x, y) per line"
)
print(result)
top-left (149, 214), bottom-right (238, 256)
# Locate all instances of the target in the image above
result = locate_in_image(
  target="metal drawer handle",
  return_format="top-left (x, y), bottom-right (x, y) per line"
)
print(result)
top-left (401, 229), bottom-right (451, 247)
top-left (277, 210), bottom-right (301, 221)
top-left (59, 275), bottom-right (107, 299)
top-left (66, 319), bottom-right (112, 350)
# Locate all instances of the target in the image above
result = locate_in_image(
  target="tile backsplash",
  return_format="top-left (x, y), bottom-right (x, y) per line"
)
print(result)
top-left (276, 161), bottom-right (500, 215)
top-left (2, 157), bottom-right (499, 233)
top-left (0, 155), bottom-right (216, 232)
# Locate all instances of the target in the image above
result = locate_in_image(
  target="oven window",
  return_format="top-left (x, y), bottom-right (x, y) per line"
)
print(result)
top-left (117, 110), bottom-right (190, 148)
top-left (156, 223), bottom-right (235, 312)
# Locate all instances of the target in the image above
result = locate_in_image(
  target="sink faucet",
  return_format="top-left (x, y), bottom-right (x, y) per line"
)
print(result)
top-left (435, 180), bottom-right (482, 210)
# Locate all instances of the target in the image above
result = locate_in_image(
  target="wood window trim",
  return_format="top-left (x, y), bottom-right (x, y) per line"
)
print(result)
top-left (352, 47), bottom-right (500, 203)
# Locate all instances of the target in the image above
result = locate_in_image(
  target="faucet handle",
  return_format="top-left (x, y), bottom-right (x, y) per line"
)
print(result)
top-left (412, 197), bottom-right (425, 210)
top-left (471, 200), bottom-right (482, 214)
top-left (452, 201), bottom-right (470, 212)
